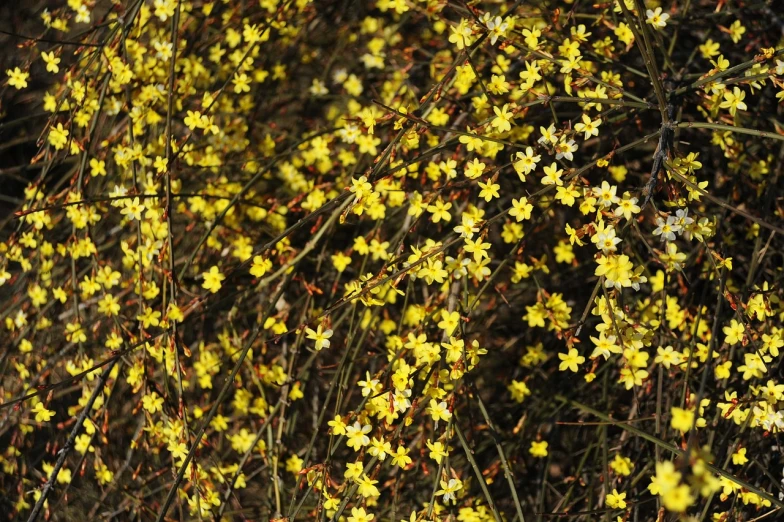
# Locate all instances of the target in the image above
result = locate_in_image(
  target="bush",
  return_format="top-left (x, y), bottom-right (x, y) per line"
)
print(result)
top-left (2, 0), bottom-right (784, 520)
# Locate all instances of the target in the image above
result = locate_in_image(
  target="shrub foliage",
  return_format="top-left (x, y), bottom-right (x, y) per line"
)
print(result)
top-left (2, 0), bottom-right (784, 521)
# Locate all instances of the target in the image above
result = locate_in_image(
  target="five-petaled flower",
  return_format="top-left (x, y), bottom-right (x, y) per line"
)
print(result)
top-left (558, 348), bottom-right (585, 372)
top-left (201, 266), bottom-right (225, 293)
top-left (6, 67), bottom-right (28, 89)
top-left (32, 402), bottom-right (55, 422)
top-left (646, 7), bottom-right (670, 29)
top-left (305, 324), bottom-right (333, 351)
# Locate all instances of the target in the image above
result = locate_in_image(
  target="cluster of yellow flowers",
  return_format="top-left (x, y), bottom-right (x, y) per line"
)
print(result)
top-left (2, 0), bottom-right (784, 520)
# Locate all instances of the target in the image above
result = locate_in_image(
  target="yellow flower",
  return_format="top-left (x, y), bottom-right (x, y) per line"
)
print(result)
top-left (719, 87), bottom-right (747, 116)
top-left (250, 255), bottom-right (272, 277)
top-left (48, 123), bottom-right (70, 150)
top-left (662, 484), bottom-right (695, 512)
top-left (728, 20), bottom-right (746, 43)
top-left (6, 67), bottom-right (29, 89)
top-left (65, 321), bottom-right (87, 343)
top-left (344, 461), bottom-right (364, 481)
top-left (731, 447), bottom-right (748, 465)
top-left (427, 198), bottom-right (452, 223)
top-left (509, 197), bottom-right (533, 221)
top-left (508, 380), bottom-right (531, 403)
top-left (32, 402), bottom-right (55, 422)
top-left (606, 489), bottom-right (626, 509)
top-left (542, 162), bottom-right (564, 186)
top-left (448, 19), bottom-right (474, 50)
top-left (558, 347), bottom-right (585, 372)
top-left (555, 184), bottom-right (579, 206)
top-left (90, 158), bottom-right (106, 177)
top-left (610, 454), bottom-right (633, 476)
top-left (95, 462), bottom-right (114, 485)
top-left (183, 110), bottom-right (203, 130)
top-left (331, 252), bottom-right (352, 272)
top-left (437, 310), bottom-right (460, 335)
top-left (427, 399), bottom-right (452, 422)
top-left (142, 392), bottom-right (164, 414)
top-left (529, 440), bottom-right (548, 457)
top-left (328, 415), bottom-right (347, 435)
top-left (722, 319), bottom-right (744, 345)
top-left (590, 333), bottom-right (622, 360)
top-left (614, 22), bottom-right (634, 46)
top-left (491, 104), bottom-right (513, 133)
top-left (478, 179), bottom-right (500, 201)
top-left (232, 72), bottom-right (251, 93)
top-left (137, 306), bottom-right (161, 328)
top-left (166, 441), bottom-right (188, 465)
top-left (699, 38), bottom-right (720, 59)
top-left (391, 445), bottom-right (412, 468)
top-left (426, 439), bottom-right (449, 463)
top-left (670, 407), bottom-right (695, 433)
top-left (41, 462), bottom-right (72, 484)
top-left (345, 421), bottom-right (371, 450)
top-left (714, 360), bottom-right (732, 380)
top-left (512, 147), bottom-right (541, 180)
top-left (121, 197), bottom-right (146, 221)
top-left (305, 324), bottom-right (333, 351)
top-left (201, 265), bottom-right (225, 293)
top-left (357, 474), bottom-right (380, 498)
top-left (654, 345), bottom-right (684, 369)
top-left (41, 51), bottom-right (61, 73)
top-left (167, 303), bottom-right (184, 323)
top-left (645, 7), bottom-right (670, 29)
top-left (229, 429), bottom-right (255, 453)
top-left (285, 454), bottom-right (303, 474)
top-left (648, 460), bottom-right (681, 496)
top-left (75, 434), bottom-right (95, 454)
top-left (347, 507), bottom-right (374, 522)
top-left (368, 437), bottom-right (391, 461)
top-left (98, 294), bottom-right (121, 317)
top-left (435, 478), bottom-right (463, 503)
top-left (574, 114), bottom-right (602, 140)
top-left (153, 156), bottom-right (168, 173)
top-left (554, 241), bottom-right (574, 264)
top-left (595, 254), bottom-right (634, 290)
top-left (463, 158), bottom-right (486, 180)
